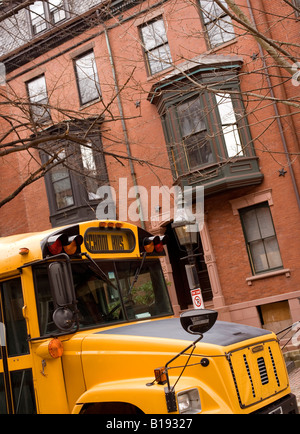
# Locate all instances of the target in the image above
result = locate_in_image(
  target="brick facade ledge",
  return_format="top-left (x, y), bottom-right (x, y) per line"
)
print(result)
top-left (246, 269), bottom-right (291, 286)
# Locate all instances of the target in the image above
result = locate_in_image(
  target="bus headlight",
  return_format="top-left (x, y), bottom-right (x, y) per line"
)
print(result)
top-left (177, 389), bottom-right (201, 414)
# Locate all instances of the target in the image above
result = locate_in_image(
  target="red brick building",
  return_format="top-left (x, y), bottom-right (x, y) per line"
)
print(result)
top-left (0, 0), bottom-right (299, 341)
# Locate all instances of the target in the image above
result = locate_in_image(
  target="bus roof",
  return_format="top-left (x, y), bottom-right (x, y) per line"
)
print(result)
top-left (0, 226), bottom-right (61, 277)
top-left (0, 220), bottom-right (144, 277)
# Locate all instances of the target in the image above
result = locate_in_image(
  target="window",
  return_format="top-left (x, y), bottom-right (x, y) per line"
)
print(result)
top-left (29, 0), bottom-right (67, 36)
top-left (50, 150), bottom-right (74, 210)
top-left (176, 96), bottom-right (214, 170)
top-left (292, 0), bottom-right (300, 17)
top-left (34, 259), bottom-right (172, 336)
top-left (199, 0), bottom-right (235, 48)
top-left (216, 93), bottom-right (243, 158)
top-left (74, 51), bottom-right (101, 105)
top-left (0, 279), bottom-right (29, 357)
top-left (26, 75), bottom-right (51, 123)
top-left (163, 89), bottom-right (246, 175)
top-left (149, 58), bottom-right (263, 193)
top-left (41, 126), bottom-right (108, 227)
top-left (50, 144), bottom-right (103, 210)
top-left (240, 202), bottom-right (283, 274)
top-left (140, 17), bottom-right (172, 75)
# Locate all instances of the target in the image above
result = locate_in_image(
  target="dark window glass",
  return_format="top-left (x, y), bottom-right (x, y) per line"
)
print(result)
top-left (240, 202), bottom-right (283, 274)
top-left (0, 279), bottom-right (29, 357)
top-left (34, 260), bottom-right (173, 335)
top-left (177, 96), bottom-right (213, 170)
top-left (11, 370), bottom-right (36, 414)
top-left (0, 374), bottom-right (8, 414)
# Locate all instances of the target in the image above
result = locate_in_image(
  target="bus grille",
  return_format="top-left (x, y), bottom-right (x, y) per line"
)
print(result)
top-left (227, 340), bottom-right (289, 409)
top-left (257, 357), bottom-right (269, 385)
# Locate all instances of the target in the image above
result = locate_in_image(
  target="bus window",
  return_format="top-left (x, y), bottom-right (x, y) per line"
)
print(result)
top-left (0, 374), bottom-right (7, 414)
top-left (34, 259), bottom-right (173, 336)
top-left (73, 262), bottom-right (122, 326)
top-left (115, 260), bottom-right (173, 320)
top-left (34, 262), bottom-right (122, 335)
top-left (0, 279), bottom-right (29, 357)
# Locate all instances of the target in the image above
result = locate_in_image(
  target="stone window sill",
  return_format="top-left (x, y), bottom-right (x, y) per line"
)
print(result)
top-left (246, 269), bottom-right (291, 286)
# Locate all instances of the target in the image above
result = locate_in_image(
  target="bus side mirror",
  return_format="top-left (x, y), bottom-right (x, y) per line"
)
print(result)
top-left (48, 262), bottom-right (77, 332)
top-left (180, 309), bottom-right (218, 335)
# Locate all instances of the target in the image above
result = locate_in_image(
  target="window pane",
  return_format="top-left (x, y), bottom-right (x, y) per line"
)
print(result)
top-left (216, 93), bottom-right (243, 157)
top-left (148, 45), bottom-right (172, 74)
top-left (141, 23), bottom-right (157, 51)
top-left (199, 0), bottom-right (235, 47)
top-left (222, 124), bottom-right (242, 157)
top-left (141, 19), bottom-right (168, 50)
top-left (256, 206), bottom-right (275, 238)
top-left (75, 52), bottom-right (101, 105)
top-left (177, 97), bottom-right (206, 137)
top-left (52, 176), bottom-right (74, 209)
top-left (207, 17), bottom-right (234, 46)
top-left (152, 19), bottom-right (168, 46)
top-left (242, 209), bottom-right (261, 242)
top-left (177, 96), bottom-right (213, 169)
top-left (185, 133), bottom-right (213, 168)
top-left (50, 151), bottom-right (74, 209)
top-left (11, 370), bottom-right (36, 414)
top-left (200, 0), bottom-right (226, 23)
top-left (30, 1), bottom-right (46, 35)
top-left (250, 240), bottom-right (269, 273)
top-left (27, 75), bottom-right (50, 122)
top-left (80, 144), bottom-right (101, 200)
top-left (264, 237), bottom-right (283, 269)
top-left (1, 279), bottom-right (29, 357)
top-left (141, 18), bottom-right (171, 75)
top-left (0, 374), bottom-right (8, 414)
top-left (49, 0), bottom-right (66, 24)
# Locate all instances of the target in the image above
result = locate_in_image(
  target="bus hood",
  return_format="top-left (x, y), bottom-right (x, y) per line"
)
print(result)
top-left (94, 317), bottom-right (272, 346)
top-left (78, 318), bottom-right (290, 412)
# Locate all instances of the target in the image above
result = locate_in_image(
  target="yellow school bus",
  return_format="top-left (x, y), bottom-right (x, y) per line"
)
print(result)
top-left (0, 219), bottom-right (298, 414)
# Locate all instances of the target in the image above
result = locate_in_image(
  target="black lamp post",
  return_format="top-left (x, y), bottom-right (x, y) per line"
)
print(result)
top-left (172, 192), bottom-right (204, 309)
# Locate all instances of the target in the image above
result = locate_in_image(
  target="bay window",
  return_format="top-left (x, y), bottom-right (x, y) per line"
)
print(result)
top-left (149, 57), bottom-right (263, 194)
top-left (41, 123), bottom-right (108, 227)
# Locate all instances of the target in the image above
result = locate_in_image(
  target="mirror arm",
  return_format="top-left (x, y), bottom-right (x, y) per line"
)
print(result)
top-left (18, 252), bottom-right (72, 271)
top-left (164, 334), bottom-right (203, 392)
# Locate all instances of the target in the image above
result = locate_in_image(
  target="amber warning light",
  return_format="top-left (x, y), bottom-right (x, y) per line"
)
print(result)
top-left (46, 234), bottom-right (83, 256)
top-left (143, 236), bottom-right (168, 254)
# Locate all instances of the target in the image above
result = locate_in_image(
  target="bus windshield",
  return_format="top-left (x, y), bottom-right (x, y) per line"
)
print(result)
top-left (34, 259), bottom-right (173, 336)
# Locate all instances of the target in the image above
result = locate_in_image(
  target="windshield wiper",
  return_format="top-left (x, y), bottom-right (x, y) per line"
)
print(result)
top-left (129, 251), bottom-right (147, 294)
top-left (81, 252), bottom-right (119, 292)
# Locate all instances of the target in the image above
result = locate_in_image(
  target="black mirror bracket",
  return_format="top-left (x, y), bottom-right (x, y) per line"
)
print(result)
top-left (157, 309), bottom-right (218, 413)
top-left (48, 257), bottom-right (79, 333)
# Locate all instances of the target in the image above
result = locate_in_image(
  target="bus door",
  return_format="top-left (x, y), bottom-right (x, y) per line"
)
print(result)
top-left (0, 277), bottom-right (36, 414)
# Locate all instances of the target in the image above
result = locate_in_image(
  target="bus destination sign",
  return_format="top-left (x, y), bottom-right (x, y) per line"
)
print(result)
top-left (84, 228), bottom-right (135, 254)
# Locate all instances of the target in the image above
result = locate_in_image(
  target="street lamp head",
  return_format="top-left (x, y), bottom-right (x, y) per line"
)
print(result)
top-left (172, 191), bottom-right (198, 247)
